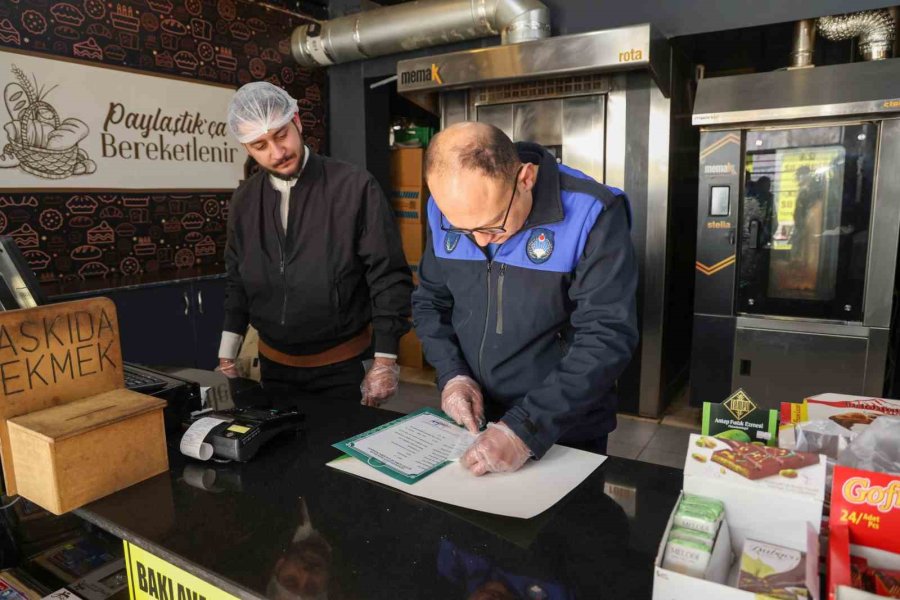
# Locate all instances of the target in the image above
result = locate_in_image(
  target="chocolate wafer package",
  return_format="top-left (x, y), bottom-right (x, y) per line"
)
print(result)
top-left (737, 539), bottom-right (812, 600)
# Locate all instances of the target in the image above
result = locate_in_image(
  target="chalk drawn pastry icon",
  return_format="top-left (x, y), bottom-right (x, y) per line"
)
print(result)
top-left (1, 65), bottom-right (95, 179)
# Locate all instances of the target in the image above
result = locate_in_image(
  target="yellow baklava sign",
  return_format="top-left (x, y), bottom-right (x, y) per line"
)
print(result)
top-left (125, 541), bottom-right (239, 600)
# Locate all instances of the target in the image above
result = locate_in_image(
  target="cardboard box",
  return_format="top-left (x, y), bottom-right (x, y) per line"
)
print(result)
top-left (828, 466), bottom-right (900, 600)
top-left (391, 186), bottom-right (426, 224)
top-left (702, 389), bottom-right (779, 446)
top-left (390, 147), bottom-right (424, 187)
top-left (652, 434), bottom-right (825, 600)
top-left (8, 389), bottom-right (168, 515)
top-left (398, 330), bottom-right (425, 369)
top-left (398, 220), bottom-right (426, 264)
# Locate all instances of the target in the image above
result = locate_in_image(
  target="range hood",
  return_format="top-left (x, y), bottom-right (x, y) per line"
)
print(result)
top-left (396, 23), bottom-right (670, 112)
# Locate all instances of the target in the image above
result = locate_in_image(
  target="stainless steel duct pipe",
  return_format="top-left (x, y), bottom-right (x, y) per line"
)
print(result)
top-left (291, 0), bottom-right (550, 67)
top-left (789, 19), bottom-right (816, 68)
top-left (817, 8), bottom-right (896, 61)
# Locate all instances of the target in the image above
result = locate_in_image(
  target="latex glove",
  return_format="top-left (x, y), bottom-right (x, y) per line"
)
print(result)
top-left (460, 421), bottom-right (532, 476)
top-left (360, 358), bottom-right (400, 406)
top-left (216, 357), bottom-right (239, 379)
top-left (441, 375), bottom-right (484, 434)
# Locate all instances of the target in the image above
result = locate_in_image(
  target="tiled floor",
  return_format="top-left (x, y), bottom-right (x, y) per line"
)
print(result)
top-left (385, 380), bottom-right (700, 470)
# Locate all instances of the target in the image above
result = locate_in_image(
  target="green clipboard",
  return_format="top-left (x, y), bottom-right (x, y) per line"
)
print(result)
top-left (332, 407), bottom-right (463, 485)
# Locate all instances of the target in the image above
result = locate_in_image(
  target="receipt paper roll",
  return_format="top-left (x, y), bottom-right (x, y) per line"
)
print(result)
top-left (180, 417), bottom-right (228, 460)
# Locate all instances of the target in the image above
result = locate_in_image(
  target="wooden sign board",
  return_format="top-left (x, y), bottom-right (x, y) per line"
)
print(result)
top-left (0, 297), bottom-right (123, 494)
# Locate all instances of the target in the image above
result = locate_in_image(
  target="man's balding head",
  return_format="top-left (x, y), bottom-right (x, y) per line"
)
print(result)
top-left (424, 122), bottom-right (538, 248)
top-left (425, 122), bottom-right (520, 184)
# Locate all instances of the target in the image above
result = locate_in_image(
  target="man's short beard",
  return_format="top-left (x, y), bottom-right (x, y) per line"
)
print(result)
top-left (266, 163), bottom-right (303, 180)
top-left (262, 123), bottom-right (306, 180)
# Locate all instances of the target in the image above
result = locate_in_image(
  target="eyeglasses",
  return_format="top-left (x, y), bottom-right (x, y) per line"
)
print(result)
top-left (440, 166), bottom-right (523, 236)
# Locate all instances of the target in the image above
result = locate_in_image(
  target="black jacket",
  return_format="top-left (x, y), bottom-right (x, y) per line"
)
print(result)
top-left (224, 150), bottom-right (413, 356)
top-left (412, 143), bottom-right (638, 458)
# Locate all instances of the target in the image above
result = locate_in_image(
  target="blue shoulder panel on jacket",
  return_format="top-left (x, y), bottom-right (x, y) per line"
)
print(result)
top-left (558, 165), bottom-right (632, 228)
top-left (428, 197), bottom-right (486, 262)
top-left (494, 165), bottom-right (620, 273)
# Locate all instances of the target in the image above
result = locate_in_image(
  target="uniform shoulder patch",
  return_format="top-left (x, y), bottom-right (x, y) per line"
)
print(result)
top-left (444, 231), bottom-right (460, 254)
top-left (526, 228), bottom-right (555, 264)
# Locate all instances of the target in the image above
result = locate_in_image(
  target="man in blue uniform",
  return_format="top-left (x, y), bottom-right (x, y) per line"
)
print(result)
top-left (412, 122), bottom-right (638, 476)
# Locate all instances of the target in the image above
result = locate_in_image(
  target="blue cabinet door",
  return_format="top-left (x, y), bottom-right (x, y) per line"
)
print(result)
top-left (109, 283), bottom-right (198, 368)
top-left (192, 276), bottom-right (226, 370)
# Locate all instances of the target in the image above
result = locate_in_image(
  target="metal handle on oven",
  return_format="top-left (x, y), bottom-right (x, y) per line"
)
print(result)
top-left (183, 291), bottom-right (190, 316)
top-left (197, 290), bottom-right (204, 314)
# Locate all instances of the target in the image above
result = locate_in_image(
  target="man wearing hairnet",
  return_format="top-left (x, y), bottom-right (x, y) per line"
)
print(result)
top-left (219, 82), bottom-right (413, 406)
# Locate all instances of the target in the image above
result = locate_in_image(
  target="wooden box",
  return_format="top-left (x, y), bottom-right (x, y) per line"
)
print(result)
top-left (7, 389), bottom-right (168, 515)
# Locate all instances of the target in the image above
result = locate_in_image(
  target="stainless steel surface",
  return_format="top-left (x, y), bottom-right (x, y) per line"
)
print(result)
top-left (692, 60), bottom-right (900, 127)
top-left (864, 118), bottom-right (900, 328)
top-left (291, 0), bottom-right (550, 67)
top-left (693, 53), bottom-right (900, 407)
top-left (637, 84), bottom-right (671, 417)
top-left (735, 316), bottom-right (871, 338)
top-left (440, 90), bottom-right (470, 128)
top-left (397, 24), bottom-right (670, 101)
top-left (732, 325), bottom-right (870, 409)
top-left (865, 328), bottom-right (890, 397)
top-left (476, 96), bottom-right (606, 181)
top-left (475, 103), bottom-right (514, 138)
top-left (562, 95), bottom-right (605, 181)
top-left (498, 0), bottom-right (551, 45)
top-left (695, 100), bottom-right (900, 127)
top-left (818, 9), bottom-right (895, 61)
top-left (789, 19), bottom-right (817, 68)
top-left (513, 99), bottom-right (563, 146)
top-left (605, 77), bottom-right (627, 190)
top-left (473, 75), bottom-right (611, 106)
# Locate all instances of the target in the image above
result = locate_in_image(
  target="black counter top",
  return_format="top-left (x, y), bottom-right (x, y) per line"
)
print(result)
top-left (77, 384), bottom-right (682, 599)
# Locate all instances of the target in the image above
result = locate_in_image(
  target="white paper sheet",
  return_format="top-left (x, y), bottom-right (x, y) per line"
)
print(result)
top-left (347, 412), bottom-right (476, 477)
top-left (328, 445), bottom-right (606, 519)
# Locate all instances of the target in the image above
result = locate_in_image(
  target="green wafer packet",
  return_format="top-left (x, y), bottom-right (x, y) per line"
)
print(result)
top-left (673, 495), bottom-right (724, 535)
top-left (669, 526), bottom-right (714, 550)
top-left (662, 537), bottom-right (713, 578)
top-left (680, 494), bottom-right (725, 516)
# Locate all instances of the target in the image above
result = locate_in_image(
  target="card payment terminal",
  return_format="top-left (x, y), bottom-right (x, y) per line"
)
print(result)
top-left (184, 407), bottom-right (304, 462)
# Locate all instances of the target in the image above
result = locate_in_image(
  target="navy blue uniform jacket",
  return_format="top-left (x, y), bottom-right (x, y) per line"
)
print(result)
top-left (412, 142), bottom-right (639, 458)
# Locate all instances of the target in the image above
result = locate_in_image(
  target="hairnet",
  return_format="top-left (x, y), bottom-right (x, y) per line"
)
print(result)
top-left (227, 82), bottom-right (299, 144)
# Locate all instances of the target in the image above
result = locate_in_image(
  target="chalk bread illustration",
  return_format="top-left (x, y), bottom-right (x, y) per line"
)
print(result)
top-left (2, 65), bottom-right (95, 179)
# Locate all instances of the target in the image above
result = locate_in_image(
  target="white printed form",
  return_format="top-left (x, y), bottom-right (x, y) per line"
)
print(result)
top-left (348, 413), bottom-right (475, 478)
